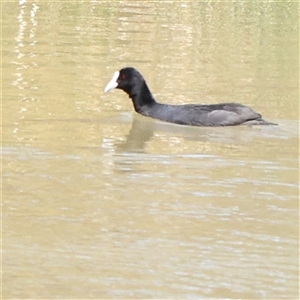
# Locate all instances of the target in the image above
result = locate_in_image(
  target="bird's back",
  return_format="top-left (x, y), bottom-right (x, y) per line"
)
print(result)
top-left (140, 102), bottom-right (262, 126)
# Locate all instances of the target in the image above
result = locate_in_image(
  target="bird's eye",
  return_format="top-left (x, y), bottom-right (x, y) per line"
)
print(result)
top-left (121, 74), bottom-right (126, 79)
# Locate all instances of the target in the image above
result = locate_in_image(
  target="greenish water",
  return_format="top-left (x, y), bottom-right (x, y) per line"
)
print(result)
top-left (2, 1), bottom-right (299, 299)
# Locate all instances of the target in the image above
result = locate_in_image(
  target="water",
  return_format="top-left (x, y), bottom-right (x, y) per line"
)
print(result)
top-left (2, 1), bottom-right (299, 299)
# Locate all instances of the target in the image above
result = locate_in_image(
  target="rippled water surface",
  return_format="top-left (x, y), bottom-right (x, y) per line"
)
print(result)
top-left (2, 1), bottom-right (299, 299)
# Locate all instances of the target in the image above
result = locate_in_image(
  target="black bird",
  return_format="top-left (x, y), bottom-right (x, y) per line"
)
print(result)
top-left (104, 67), bottom-right (276, 127)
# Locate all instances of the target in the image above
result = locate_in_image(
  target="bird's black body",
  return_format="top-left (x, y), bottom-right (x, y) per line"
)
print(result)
top-left (104, 67), bottom-right (276, 127)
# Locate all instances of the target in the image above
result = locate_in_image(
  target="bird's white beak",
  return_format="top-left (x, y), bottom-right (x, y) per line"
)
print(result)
top-left (104, 71), bottom-right (120, 93)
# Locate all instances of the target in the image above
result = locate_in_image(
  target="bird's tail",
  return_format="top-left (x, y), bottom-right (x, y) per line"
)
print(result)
top-left (244, 118), bottom-right (278, 126)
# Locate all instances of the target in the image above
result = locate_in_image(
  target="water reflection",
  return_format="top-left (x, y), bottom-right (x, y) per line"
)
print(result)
top-left (13, 1), bottom-right (39, 88)
top-left (115, 114), bottom-right (279, 154)
top-left (3, 1), bottom-right (299, 299)
top-left (11, 0), bottom-right (40, 140)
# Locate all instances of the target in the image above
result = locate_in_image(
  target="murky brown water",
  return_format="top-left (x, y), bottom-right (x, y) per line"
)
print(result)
top-left (2, 1), bottom-right (299, 299)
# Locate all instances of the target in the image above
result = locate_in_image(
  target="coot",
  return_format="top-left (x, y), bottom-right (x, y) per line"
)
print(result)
top-left (104, 67), bottom-right (276, 127)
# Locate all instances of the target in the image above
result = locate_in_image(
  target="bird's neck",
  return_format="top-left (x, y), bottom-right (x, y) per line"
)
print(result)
top-left (127, 81), bottom-right (157, 113)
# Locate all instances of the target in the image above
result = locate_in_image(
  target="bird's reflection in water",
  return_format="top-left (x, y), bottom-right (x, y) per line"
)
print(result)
top-left (111, 114), bottom-right (281, 174)
top-left (114, 113), bottom-right (274, 154)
